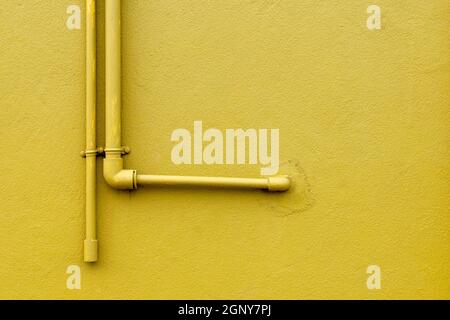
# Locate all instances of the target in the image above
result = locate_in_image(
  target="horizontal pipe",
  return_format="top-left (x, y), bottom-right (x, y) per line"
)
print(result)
top-left (137, 174), bottom-right (291, 191)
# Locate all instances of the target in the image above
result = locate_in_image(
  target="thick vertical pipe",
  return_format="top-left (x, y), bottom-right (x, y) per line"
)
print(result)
top-left (105, 0), bottom-right (122, 152)
top-left (84, 0), bottom-right (98, 263)
top-left (103, 0), bottom-right (137, 190)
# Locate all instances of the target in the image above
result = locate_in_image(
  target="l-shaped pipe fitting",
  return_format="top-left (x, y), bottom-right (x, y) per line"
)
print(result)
top-left (103, 0), bottom-right (291, 193)
top-left (103, 155), bottom-right (137, 190)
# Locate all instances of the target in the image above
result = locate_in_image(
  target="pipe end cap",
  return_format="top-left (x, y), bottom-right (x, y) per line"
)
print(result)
top-left (267, 175), bottom-right (291, 192)
top-left (84, 239), bottom-right (98, 263)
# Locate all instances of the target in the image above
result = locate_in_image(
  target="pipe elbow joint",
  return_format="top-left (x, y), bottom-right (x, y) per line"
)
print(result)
top-left (103, 158), bottom-right (137, 190)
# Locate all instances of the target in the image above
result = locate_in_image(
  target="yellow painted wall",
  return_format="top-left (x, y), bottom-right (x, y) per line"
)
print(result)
top-left (1, 0), bottom-right (449, 299)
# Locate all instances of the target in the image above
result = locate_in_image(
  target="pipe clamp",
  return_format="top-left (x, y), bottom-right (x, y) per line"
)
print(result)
top-left (81, 146), bottom-right (130, 158)
top-left (104, 146), bottom-right (131, 155)
top-left (80, 147), bottom-right (105, 158)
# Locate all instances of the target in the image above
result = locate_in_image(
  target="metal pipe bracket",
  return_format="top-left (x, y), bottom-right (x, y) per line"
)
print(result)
top-left (81, 146), bottom-right (130, 158)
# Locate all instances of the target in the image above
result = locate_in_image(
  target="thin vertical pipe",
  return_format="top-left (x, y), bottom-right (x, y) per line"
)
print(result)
top-left (84, 0), bottom-right (98, 263)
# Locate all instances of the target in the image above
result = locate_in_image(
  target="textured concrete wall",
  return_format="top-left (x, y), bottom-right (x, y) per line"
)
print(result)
top-left (0, 0), bottom-right (449, 299)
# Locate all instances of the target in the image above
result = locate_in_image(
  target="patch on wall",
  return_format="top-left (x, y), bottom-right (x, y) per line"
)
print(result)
top-left (258, 159), bottom-right (314, 217)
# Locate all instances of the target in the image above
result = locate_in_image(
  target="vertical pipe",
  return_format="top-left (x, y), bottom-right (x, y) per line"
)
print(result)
top-left (105, 0), bottom-right (122, 152)
top-left (103, 0), bottom-right (137, 190)
top-left (84, 0), bottom-right (98, 263)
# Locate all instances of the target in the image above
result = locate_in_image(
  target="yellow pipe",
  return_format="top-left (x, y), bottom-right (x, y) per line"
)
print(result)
top-left (105, 0), bottom-right (122, 151)
top-left (104, 0), bottom-right (291, 193)
top-left (84, 0), bottom-right (98, 262)
top-left (104, 0), bottom-right (136, 190)
top-left (137, 175), bottom-right (291, 191)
